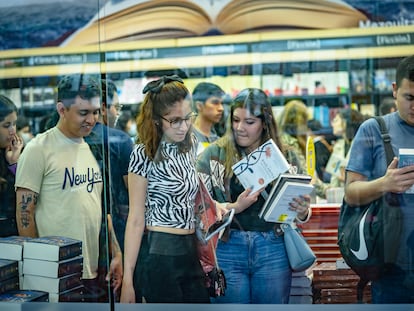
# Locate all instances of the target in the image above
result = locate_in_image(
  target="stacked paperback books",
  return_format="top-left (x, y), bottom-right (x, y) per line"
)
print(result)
top-left (258, 174), bottom-right (313, 223)
top-left (0, 235), bottom-right (33, 291)
top-left (21, 236), bottom-right (84, 303)
top-left (0, 259), bottom-right (19, 295)
top-left (232, 139), bottom-right (314, 224)
top-left (312, 262), bottom-right (371, 303)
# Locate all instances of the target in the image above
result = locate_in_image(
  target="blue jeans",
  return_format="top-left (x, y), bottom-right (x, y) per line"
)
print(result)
top-left (372, 265), bottom-right (414, 303)
top-left (212, 229), bottom-right (292, 304)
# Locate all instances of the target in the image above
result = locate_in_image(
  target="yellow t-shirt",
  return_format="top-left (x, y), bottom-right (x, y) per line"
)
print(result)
top-left (16, 127), bottom-right (102, 279)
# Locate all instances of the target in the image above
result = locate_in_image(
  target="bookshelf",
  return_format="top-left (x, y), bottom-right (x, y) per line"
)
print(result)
top-left (0, 27), bottom-right (413, 133)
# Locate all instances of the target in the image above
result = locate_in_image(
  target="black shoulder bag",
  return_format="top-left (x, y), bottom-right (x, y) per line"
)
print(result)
top-left (337, 116), bottom-right (403, 303)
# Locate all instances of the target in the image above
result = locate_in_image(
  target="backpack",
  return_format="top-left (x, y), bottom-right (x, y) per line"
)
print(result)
top-left (337, 116), bottom-right (403, 303)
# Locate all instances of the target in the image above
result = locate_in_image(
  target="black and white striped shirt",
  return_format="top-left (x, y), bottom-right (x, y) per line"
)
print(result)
top-left (129, 141), bottom-right (198, 230)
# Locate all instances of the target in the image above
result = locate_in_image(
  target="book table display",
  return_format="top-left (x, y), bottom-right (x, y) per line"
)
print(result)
top-left (299, 203), bottom-right (371, 304)
top-left (0, 236), bottom-right (84, 302)
top-left (299, 203), bottom-right (342, 262)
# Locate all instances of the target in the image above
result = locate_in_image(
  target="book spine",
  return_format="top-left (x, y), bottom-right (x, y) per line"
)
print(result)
top-left (59, 274), bottom-right (82, 292)
top-left (57, 286), bottom-right (85, 302)
top-left (59, 243), bottom-right (82, 260)
top-left (0, 276), bottom-right (19, 294)
top-left (0, 262), bottom-right (18, 282)
top-left (57, 257), bottom-right (83, 277)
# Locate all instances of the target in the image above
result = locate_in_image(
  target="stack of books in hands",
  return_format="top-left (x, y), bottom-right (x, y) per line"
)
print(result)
top-left (21, 236), bottom-right (84, 303)
top-left (232, 139), bottom-right (314, 224)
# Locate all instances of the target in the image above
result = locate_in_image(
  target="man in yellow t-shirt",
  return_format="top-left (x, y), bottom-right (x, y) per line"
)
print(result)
top-left (15, 74), bottom-right (122, 302)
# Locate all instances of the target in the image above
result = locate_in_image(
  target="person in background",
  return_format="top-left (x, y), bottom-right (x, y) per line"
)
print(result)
top-left (0, 95), bottom-right (23, 237)
top-left (15, 74), bottom-right (122, 302)
top-left (278, 99), bottom-right (328, 198)
top-left (214, 93), bottom-right (232, 137)
top-left (16, 115), bottom-right (33, 146)
top-left (328, 108), bottom-right (365, 188)
top-left (85, 79), bottom-right (133, 252)
top-left (115, 110), bottom-right (137, 141)
top-left (191, 82), bottom-right (225, 154)
top-left (345, 54), bottom-right (414, 303)
top-left (379, 96), bottom-right (397, 116)
top-left (196, 88), bottom-right (311, 304)
top-left (307, 119), bottom-right (333, 183)
top-left (100, 80), bottom-right (122, 128)
top-left (121, 75), bottom-right (209, 303)
top-left (84, 79), bottom-right (133, 300)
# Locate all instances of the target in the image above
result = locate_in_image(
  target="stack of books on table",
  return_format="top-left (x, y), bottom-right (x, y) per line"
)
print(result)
top-left (312, 261), bottom-right (371, 304)
top-left (0, 235), bottom-right (34, 290)
top-left (0, 259), bottom-right (19, 295)
top-left (21, 236), bottom-right (84, 303)
top-left (289, 267), bottom-right (315, 304)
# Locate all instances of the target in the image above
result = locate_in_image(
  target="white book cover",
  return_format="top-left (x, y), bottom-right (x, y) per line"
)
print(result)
top-left (23, 236), bottom-right (82, 261)
top-left (259, 174), bottom-right (313, 223)
top-left (232, 139), bottom-right (290, 194)
top-left (398, 148), bottom-right (414, 193)
top-left (0, 236), bottom-right (33, 261)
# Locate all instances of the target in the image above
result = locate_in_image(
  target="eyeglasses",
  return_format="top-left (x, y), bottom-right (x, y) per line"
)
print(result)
top-left (159, 113), bottom-right (197, 129)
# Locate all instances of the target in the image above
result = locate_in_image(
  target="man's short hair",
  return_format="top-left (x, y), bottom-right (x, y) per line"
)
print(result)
top-left (101, 79), bottom-right (117, 107)
top-left (396, 54), bottom-right (414, 88)
top-left (57, 74), bottom-right (100, 105)
top-left (192, 82), bottom-right (224, 111)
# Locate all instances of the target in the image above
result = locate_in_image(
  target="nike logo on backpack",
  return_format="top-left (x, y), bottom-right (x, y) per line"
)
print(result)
top-left (350, 209), bottom-right (369, 260)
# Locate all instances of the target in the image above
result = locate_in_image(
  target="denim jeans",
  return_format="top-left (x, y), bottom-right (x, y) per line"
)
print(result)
top-left (371, 265), bottom-right (414, 303)
top-left (212, 229), bottom-right (292, 304)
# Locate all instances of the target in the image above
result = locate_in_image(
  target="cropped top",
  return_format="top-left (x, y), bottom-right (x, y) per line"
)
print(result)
top-left (129, 140), bottom-right (198, 230)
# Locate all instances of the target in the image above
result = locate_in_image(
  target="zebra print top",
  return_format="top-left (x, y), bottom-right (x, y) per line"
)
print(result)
top-left (128, 140), bottom-right (198, 230)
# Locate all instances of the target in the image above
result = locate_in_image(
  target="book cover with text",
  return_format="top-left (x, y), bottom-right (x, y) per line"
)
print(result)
top-left (0, 276), bottom-right (19, 295)
top-left (0, 259), bottom-right (18, 282)
top-left (232, 139), bottom-right (290, 194)
top-left (259, 174), bottom-right (313, 223)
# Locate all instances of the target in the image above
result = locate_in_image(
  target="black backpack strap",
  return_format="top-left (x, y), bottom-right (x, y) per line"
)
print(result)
top-left (374, 116), bottom-right (395, 165)
top-left (353, 117), bottom-right (395, 303)
top-left (357, 278), bottom-right (370, 303)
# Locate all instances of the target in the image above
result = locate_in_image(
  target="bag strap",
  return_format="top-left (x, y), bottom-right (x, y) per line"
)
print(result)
top-left (373, 116), bottom-right (395, 165)
top-left (355, 116), bottom-right (394, 303)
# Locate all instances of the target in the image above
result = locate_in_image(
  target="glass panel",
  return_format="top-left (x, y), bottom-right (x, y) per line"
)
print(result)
top-left (0, 0), bottom-right (414, 308)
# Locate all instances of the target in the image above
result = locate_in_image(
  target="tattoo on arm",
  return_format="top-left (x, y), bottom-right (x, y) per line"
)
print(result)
top-left (18, 191), bottom-right (38, 232)
top-left (21, 193), bottom-right (36, 228)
